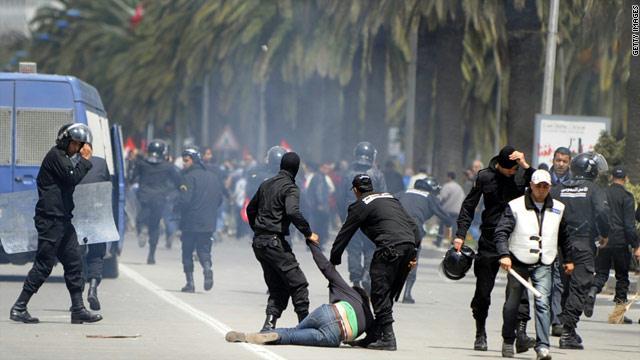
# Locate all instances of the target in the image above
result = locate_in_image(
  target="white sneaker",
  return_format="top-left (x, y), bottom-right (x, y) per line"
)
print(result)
top-left (536, 347), bottom-right (552, 360)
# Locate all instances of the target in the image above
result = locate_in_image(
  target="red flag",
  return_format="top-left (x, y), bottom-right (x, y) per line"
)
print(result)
top-left (130, 3), bottom-right (144, 28)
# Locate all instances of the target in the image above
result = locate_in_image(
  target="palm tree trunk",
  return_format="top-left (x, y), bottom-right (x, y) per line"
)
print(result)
top-left (432, 19), bottom-right (465, 182)
top-left (414, 16), bottom-right (437, 173)
top-left (364, 29), bottom-right (388, 164)
top-left (505, 0), bottom-right (542, 160)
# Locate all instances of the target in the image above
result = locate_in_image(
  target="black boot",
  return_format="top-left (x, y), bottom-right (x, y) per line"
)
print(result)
top-left (551, 323), bottom-right (563, 337)
top-left (203, 262), bottom-right (214, 291)
top-left (515, 321), bottom-right (535, 353)
top-left (402, 278), bottom-right (416, 304)
top-left (297, 311), bottom-right (308, 323)
top-left (70, 292), bottom-right (102, 324)
top-left (346, 323), bottom-right (379, 348)
top-left (181, 272), bottom-right (195, 293)
top-left (10, 291), bottom-right (38, 323)
top-left (87, 278), bottom-right (101, 311)
top-left (583, 286), bottom-right (597, 318)
top-left (367, 323), bottom-right (397, 351)
top-left (147, 244), bottom-right (156, 265)
top-left (260, 314), bottom-right (278, 332)
top-left (501, 341), bottom-right (515, 358)
top-left (559, 325), bottom-right (583, 350)
top-left (474, 319), bottom-right (488, 351)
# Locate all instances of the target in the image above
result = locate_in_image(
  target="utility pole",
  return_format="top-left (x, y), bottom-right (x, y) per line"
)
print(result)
top-left (541, 0), bottom-right (560, 114)
top-left (201, 73), bottom-right (210, 148)
top-left (404, 22), bottom-right (418, 168)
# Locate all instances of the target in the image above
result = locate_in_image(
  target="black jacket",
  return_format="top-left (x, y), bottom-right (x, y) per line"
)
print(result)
top-left (308, 240), bottom-right (373, 337)
top-left (494, 192), bottom-right (572, 263)
top-left (133, 158), bottom-right (181, 203)
top-left (177, 164), bottom-right (225, 233)
top-left (79, 156), bottom-right (110, 184)
top-left (456, 156), bottom-right (535, 251)
top-left (395, 189), bottom-right (453, 237)
top-left (35, 147), bottom-right (93, 219)
top-left (606, 183), bottom-right (639, 248)
top-left (338, 163), bottom-right (387, 220)
top-left (551, 179), bottom-right (610, 251)
top-left (246, 169), bottom-right (312, 237)
top-left (330, 192), bottom-right (420, 265)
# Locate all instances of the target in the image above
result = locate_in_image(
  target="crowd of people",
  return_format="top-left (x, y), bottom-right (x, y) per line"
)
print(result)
top-left (9, 125), bottom-right (640, 360)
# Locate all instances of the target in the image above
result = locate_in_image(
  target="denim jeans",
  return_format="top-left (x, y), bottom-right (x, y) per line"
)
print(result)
top-left (502, 262), bottom-right (552, 350)
top-left (273, 304), bottom-right (342, 347)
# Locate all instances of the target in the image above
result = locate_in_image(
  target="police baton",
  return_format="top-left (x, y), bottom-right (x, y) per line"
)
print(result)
top-left (507, 268), bottom-right (543, 299)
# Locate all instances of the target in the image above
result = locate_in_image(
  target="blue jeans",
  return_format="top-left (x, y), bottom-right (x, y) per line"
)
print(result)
top-left (502, 262), bottom-right (552, 350)
top-left (273, 304), bottom-right (342, 347)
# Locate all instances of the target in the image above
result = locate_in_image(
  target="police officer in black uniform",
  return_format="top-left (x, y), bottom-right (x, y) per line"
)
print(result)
top-left (585, 166), bottom-right (639, 323)
top-left (177, 148), bottom-right (225, 293)
top-left (78, 143), bottom-right (111, 311)
top-left (245, 146), bottom-right (288, 203)
top-left (246, 152), bottom-right (319, 332)
top-left (9, 123), bottom-right (102, 324)
top-left (337, 142), bottom-right (387, 293)
top-left (132, 139), bottom-right (181, 264)
top-left (395, 177), bottom-right (453, 303)
top-left (550, 152), bottom-right (610, 349)
top-left (331, 174), bottom-right (420, 351)
top-left (453, 145), bottom-right (535, 352)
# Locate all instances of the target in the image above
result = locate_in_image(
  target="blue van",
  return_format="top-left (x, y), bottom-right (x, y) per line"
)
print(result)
top-left (0, 67), bottom-right (125, 277)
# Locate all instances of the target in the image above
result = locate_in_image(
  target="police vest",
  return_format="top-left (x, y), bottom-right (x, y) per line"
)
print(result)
top-left (508, 196), bottom-right (565, 265)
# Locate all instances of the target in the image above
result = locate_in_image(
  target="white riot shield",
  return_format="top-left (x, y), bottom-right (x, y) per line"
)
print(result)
top-left (0, 181), bottom-right (119, 254)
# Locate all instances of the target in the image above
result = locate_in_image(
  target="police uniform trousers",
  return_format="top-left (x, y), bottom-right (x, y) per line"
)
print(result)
top-left (560, 245), bottom-right (594, 329)
top-left (593, 245), bottom-right (631, 302)
top-left (346, 230), bottom-right (375, 285)
top-left (550, 253), bottom-right (564, 326)
top-left (85, 242), bottom-right (106, 281)
top-left (369, 243), bottom-right (416, 326)
top-left (22, 216), bottom-right (84, 296)
top-left (139, 198), bottom-right (165, 250)
top-left (252, 234), bottom-right (309, 318)
top-left (181, 231), bottom-right (213, 273)
top-left (471, 232), bottom-right (530, 324)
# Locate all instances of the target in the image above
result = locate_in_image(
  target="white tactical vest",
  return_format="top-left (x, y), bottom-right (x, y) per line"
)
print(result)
top-left (507, 195), bottom-right (565, 265)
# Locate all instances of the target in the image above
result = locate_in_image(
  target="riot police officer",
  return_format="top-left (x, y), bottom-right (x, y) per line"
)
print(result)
top-left (246, 152), bottom-right (319, 332)
top-left (453, 145), bottom-right (535, 352)
top-left (395, 177), bottom-right (453, 303)
top-left (331, 174), bottom-right (420, 351)
top-left (337, 142), bottom-right (387, 293)
top-left (245, 146), bottom-right (288, 202)
top-left (177, 148), bottom-right (224, 292)
top-left (551, 152), bottom-right (610, 349)
top-left (78, 143), bottom-right (111, 311)
top-left (10, 123), bottom-right (102, 324)
top-left (132, 139), bottom-right (181, 264)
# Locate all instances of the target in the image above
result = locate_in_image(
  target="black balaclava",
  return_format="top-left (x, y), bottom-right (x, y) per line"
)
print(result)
top-left (497, 145), bottom-right (518, 169)
top-left (280, 152), bottom-right (300, 177)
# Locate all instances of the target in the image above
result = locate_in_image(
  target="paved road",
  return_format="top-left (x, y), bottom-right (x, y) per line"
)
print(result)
top-left (1, 235), bottom-right (638, 359)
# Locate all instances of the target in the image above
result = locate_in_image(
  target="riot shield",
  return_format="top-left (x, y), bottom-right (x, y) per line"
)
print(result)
top-left (0, 181), bottom-right (119, 254)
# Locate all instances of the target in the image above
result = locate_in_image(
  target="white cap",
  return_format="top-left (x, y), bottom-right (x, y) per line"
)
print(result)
top-left (531, 169), bottom-right (552, 185)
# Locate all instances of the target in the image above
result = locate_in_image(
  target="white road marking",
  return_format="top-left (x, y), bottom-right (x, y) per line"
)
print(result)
top-left (120, 264), bottom-right (287, 360)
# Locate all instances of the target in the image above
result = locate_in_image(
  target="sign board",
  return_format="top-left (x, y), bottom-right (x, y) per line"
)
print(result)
top-left (214, 126), bottom-right (240, 151)
top-left (533, 114), bottom-right (610, 167)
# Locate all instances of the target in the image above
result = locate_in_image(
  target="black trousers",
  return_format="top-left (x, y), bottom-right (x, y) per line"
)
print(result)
top-left (370, 243), bottom-right (416, 326)
top-left (85, 242), bottom-right (106, 281)
top-left (252, 235), bottom-right (309, 318)
top-left (560, 248), bottom-right (594, 329)
top-left (471, 249), bottom-right (531, 324)
top-left (22, 216), bottom-right (84, 295)
top-left (346, 230), bottom-right (375, 284)
top-left (593, 246), bottom-right (631, 302)
top-left (139, 198), bottom-right (164, 250)
top-left (181, 231), bottom-right (213, 273)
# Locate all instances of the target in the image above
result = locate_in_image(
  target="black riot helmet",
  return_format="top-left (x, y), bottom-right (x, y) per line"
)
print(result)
top-left (570, 152), bottom-right (608, 180)
top-left (440, 245), bottom-right (475, 280)
top-left (147, 139), bottom-right (168, 164)
top-left (266, 146), bottom-right (288, 172)
top-left (182, 147), bottom-right (203, 167)
top-left (414, 177), bottom-right (441, 194)
top-left (56, 123), bottom-right (92, 150)
top-left (354, 141), bottom-right (377, 167)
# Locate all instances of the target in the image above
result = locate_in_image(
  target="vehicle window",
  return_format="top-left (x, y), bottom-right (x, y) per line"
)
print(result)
top-left (15, 108), bottom-right (73, 166)
top-left (0, 107), bottom-right (11, 165)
